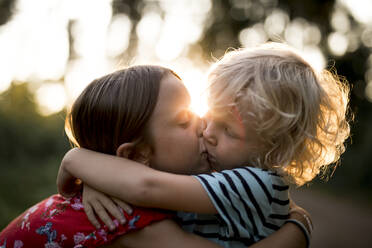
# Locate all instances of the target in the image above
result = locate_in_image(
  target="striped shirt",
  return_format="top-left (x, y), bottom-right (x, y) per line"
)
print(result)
top-left (178, 167), bottom-right (289, 247)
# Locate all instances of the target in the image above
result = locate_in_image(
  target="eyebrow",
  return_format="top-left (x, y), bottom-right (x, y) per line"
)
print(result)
top-left (231, 106), bottom-right (243, 124)
top-left (210, 109), bottom-right (233, 123)
top-left (211, 108), bottom-right (247, 138)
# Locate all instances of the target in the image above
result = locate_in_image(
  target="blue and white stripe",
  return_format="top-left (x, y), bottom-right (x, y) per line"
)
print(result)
top-left (178, 167), bottom-right (289, 248)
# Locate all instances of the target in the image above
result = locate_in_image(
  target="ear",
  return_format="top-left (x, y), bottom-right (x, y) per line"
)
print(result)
top-left (116, 142), bottom-right (135, 158)
top-left (116, 142), bottom-right (151, 166)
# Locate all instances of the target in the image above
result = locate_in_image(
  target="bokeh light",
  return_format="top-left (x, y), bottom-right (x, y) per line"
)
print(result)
top-left (264, 9), bottom-right (289, 39)
top-left (328, 32), bottom-right (349, 56)
top-left (361, 28), bottom-right (372, 48)
top-left (365, 81), bottom-right (372, 102)
top-left (331, 8), bottom-right (350, 33)
top-left (35, 82), bottom-right (67, 116)
top-left (339, 0), bottom-right (372, 24)
top-left (106, 14), bottom-right (132, 58)
top-left (1, 0), bottom-right (372, 111)
top-left (239, 23), bottom-right (268, 47)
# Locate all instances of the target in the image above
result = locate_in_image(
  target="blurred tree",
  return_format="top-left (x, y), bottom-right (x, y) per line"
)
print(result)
top-left (0, 0), bottom-right (15, 25)
top-left (0, 83), bottom-right (70, 228)
top-left (0, 83), bottom-right (69, 165)
top-left (112, 0), bottom-right (152, 59)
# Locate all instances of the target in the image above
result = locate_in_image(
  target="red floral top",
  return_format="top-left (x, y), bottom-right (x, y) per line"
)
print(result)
top-left (0, 194), bottom-right (172, 248)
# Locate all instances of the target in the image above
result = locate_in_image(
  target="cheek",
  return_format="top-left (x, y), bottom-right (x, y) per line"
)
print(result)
top-left (150, 129), bottom-right (200, 173)
top-left (217, 136), bottom-right (236, 153)
top-left (163, 129), bottom-right (198, 152)
top-left (217, 138), bottom-right (249, 163)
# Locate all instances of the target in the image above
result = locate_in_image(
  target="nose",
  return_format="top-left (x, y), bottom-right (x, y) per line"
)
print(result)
top-left (203, 119), bottom-right (217, 146)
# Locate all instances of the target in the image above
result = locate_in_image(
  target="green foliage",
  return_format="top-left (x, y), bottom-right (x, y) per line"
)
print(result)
top-left (0, 83), bottom-right (70, 229)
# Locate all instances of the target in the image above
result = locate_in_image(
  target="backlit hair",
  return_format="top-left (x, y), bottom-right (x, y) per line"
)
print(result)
top-left (207, 43), bottom-right (350, 186)
top-left (65, 65), bottom-right (179, 155)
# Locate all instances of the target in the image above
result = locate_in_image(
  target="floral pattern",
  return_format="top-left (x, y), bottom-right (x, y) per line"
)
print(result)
top-left (0, 194), bottom-right (172, 248)
top-left (13, 240), bottom-right (23, 248)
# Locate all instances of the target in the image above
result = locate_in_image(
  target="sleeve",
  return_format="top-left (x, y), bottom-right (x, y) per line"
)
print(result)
top-left (194, 167), bottom-right (289, 239)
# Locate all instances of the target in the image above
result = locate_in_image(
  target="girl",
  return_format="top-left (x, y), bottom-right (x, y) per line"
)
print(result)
top-left (56, 44), bottom-right (342, 247)
top-left (0, 65), bottom-right (309, 248)
top-left (0, 66), bottom-right (212, 248)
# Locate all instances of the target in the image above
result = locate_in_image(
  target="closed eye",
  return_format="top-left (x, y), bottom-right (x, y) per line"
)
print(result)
top-left (178, 110), bottom-right (193, 128)
top-left (224, 126), bottom-right (237, 138)
top-left (179, 120), bottom-right (191, 128)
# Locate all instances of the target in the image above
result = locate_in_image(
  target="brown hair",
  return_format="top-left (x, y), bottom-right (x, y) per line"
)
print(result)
top-left (65, 65), bottom-right (178, 155)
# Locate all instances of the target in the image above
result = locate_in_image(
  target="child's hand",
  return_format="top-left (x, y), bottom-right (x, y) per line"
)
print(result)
top-left (82, 184), bottom-right (133, 231)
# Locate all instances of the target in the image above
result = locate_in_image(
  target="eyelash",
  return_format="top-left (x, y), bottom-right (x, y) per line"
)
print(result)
top-left (224, 126), bottom-right (231, 134)
top-left (179, 112), bottom-right (192, 128)
top-left (224, 126), bottom-right (235, 137)
top-left (179, 120), bottom-right (191, 128)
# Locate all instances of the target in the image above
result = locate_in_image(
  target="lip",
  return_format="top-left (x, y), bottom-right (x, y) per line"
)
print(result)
top-left (207, 153), bottom-right (216, 163)
top-left (200, 151), bottom-right (209, 161)
top-left (206, 153), bottom-right (219, 172)
top-left (199, 139), bottom-right (217, 172)
top-left (199, 151), bottom-right (214, 172)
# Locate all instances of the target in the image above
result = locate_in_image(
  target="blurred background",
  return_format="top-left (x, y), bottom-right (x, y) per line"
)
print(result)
top-left (0, 0), bottom-right (371, 247)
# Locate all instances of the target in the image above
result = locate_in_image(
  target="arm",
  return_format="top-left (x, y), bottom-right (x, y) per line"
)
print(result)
top-left (105, 219), bottom-right (224, 248)
top-left (249, 222), bottom-right (307, 248)
top-left (58, 148), bottom-right (216, 213)
top-left (80, 184), bottom-right (309, 248)
top-left (104, 219), bottom-right (307, 248)
top-left (250, 203), bottom-right (310, 248)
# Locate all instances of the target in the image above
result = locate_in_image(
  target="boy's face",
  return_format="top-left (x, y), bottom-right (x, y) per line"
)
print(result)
top-left (203, 107), bottom-right (262, 171)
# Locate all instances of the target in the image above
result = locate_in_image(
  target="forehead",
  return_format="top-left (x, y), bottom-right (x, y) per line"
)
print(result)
top-left (209, 105), bottom-right (252, 135)
top-left (151, 74), bottom-right (191, 124)
top-left (209, 105), bottom-right (237, 122)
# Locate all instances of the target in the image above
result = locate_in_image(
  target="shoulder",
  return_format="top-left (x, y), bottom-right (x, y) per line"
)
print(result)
top-left (195, 167), bottom-right (275, 190)
top-left (195, 167), bottom-right (288, 204)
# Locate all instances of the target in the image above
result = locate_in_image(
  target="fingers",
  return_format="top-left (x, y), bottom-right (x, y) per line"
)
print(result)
top-left (84, 203), bottom-right (101, 229)
top-left (99, 196), bottom-right (127, 225)
top-left (91, 200), bottom-right (116, 231)
top-left (113, 198), bottom-right (133, 215)
top-left (82, 184), bottom-right (132, 231)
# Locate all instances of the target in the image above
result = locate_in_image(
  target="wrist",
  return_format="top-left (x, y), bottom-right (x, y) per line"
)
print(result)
top-left (57, 159), bottom-right (81, 197)
top-left (284, 219), bottom-right (310, 248)
top-left (285, 208), bottom-right (313, 248)
top-left (289, 208), bottom-right (313, 235)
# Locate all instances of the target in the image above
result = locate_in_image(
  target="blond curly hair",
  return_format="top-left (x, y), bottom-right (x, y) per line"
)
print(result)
top-left (207, 43), bottom-right (351, 186)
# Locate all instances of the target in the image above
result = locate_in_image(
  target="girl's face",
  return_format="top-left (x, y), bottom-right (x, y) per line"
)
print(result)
top-left (147, 74), bottom-right (211, 175)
